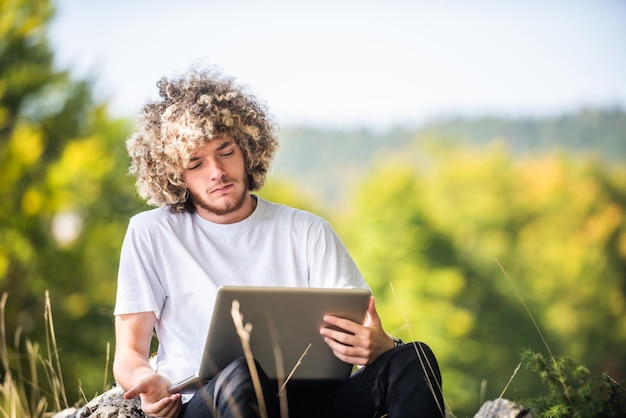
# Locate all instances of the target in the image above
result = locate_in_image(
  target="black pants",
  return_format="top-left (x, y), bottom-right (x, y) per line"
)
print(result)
top-left (180, 342), bottom-right (444, 418)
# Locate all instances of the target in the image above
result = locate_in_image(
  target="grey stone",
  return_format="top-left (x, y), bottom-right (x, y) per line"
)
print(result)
top-left (473, 398), bottom-right (533, 418)
top-left (54, 386), bottom-right (146, 418)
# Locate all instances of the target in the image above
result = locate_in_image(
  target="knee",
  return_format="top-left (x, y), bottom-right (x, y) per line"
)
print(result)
top-left (391, 342), bottom-right (442, 383)
top-left (219, 356), bottom-right (255, 382)
top-left (225, 356), bottom-right (250, 373)
top-left (217, 356), bottom-right (271, 388)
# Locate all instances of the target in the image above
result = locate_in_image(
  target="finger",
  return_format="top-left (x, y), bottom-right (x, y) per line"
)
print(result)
top-left (124, 380), bottom-right (148, 399)
top-left (324, 337), bottom-right (368, 365)
top-left (323, 315), bottom-right (360, 334)
top-left (142, 396), bottom-right (172, 416)
top-left (321, 321), bottom-right (377, 350)
top-left (367, 297), bottom-right (378, 321)
top-left (166, 397), bottom-right (182, 418)
top-left (364, 297), bottom-right (384, 327)
top-left (319, 326), bottom-right (358, 346)
top-left (155, 397), bottom-right (179, 418)
top-left (324, 335), bottom-right (358, 355)
top-left (164, 402), bottom-right (181, 418)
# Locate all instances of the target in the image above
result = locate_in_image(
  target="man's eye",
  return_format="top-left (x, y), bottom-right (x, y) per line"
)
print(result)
top-left (187, 162), bottom-right (201, 170)
top-left (220, 151), bottom-right (234, 157)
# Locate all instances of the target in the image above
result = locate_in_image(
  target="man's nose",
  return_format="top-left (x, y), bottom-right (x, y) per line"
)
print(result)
top-left (206, 159), bottom-right (226, 179)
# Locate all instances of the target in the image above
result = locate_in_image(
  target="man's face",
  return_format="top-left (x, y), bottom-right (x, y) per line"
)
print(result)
top-left (182, 133), bottom-right (254, 224)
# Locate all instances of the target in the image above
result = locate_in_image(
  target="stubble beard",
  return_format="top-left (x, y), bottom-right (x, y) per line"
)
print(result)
top-left (189, 179), bottom-right (250, 217)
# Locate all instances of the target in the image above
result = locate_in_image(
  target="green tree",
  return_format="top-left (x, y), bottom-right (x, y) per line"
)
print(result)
top-left (338, 142), bottom-right (626, 417)
top-left (0, 0), bottom-right (144, 404)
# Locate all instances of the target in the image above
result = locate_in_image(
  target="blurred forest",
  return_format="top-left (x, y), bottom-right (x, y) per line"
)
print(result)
top-left (1, 1), bottom-right (625, 417)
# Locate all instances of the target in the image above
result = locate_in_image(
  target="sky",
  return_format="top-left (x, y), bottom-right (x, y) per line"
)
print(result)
top-left (48, 0), bottom-right (626, 129)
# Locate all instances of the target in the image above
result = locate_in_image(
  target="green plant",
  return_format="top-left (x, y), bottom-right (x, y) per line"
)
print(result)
top-left (519, 348), bottom-right (626, 418)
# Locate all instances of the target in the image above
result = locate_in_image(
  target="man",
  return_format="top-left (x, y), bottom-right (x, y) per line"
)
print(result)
top-left (113, 66), bottom-right (444, 418)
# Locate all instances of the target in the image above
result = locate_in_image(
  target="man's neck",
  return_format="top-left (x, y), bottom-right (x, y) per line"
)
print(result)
top-left (195, 194), bottom-right (257, 224)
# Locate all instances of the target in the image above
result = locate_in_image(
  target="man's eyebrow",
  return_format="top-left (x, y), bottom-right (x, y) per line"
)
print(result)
top-left (216, 140), bottom-right (234, 151)
top-left (189, 140), bottom-right (235, 161)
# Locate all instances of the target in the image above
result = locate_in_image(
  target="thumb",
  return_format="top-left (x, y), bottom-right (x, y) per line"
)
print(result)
top-left (124, 379), bottom-right (149, 400)
top-left (365, 296), bottom-right (381, 326)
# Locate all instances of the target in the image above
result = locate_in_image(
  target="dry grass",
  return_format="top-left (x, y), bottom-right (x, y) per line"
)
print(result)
top-left (231, 300), bottom-right (316, 418)
top-left (0, 291), bottom-right (69, 418)
top-left (1, 273), bottom-right (541, 418)
top-left (495, 260), bottom-right (576, 413)
top-left (390, 283), bottom-right (448, 417)
top-left (230, 300), bottom-right (270, 418)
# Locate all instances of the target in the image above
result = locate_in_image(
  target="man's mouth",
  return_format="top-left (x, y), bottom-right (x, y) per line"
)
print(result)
top-left (211, 183), bottom-right (232, 194)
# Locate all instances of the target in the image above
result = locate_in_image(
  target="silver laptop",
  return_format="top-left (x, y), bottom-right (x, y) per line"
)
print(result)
top-left (168, 286), bottom-right (371, 393)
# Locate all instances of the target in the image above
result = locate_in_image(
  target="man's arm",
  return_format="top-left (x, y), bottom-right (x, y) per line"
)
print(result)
top-left (113, 312), bottom-right (156, 389)
top-left (114, 312), bottom-right (182, 418)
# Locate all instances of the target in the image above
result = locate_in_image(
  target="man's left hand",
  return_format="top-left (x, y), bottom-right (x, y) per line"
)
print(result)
top-left (320, 297), bottom-right (395, 366)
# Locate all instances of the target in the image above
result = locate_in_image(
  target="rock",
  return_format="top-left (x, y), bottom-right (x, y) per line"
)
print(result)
top-left (54, 391), bottom-right (531, 418)
top-left (55, 386), bottom-right (146, 418)
top-left (51, 408), bottom-right (78, 418)
top-left (473, 398), bottom-right (533, 418)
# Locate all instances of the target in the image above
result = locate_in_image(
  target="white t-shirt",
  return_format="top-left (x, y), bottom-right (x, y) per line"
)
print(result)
top-left (114, 196), bottom-right (367, 388)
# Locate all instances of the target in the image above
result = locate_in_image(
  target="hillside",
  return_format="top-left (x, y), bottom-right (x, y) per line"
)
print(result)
top-left (272, 107), bottom-right (626, 204)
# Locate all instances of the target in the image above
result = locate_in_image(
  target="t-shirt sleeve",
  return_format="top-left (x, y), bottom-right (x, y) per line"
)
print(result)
top-left (114, 215), bottom-right (167, 318)
top-left (307, 217), bottom-right (369, 290)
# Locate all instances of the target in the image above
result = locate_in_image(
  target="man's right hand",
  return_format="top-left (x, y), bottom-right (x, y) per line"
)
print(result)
top-left (123, 371), bottom-right (182, 418)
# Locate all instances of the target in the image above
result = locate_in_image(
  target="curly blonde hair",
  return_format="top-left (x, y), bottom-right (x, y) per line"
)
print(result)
top-left (126, 66), bottom-right (279, 212)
